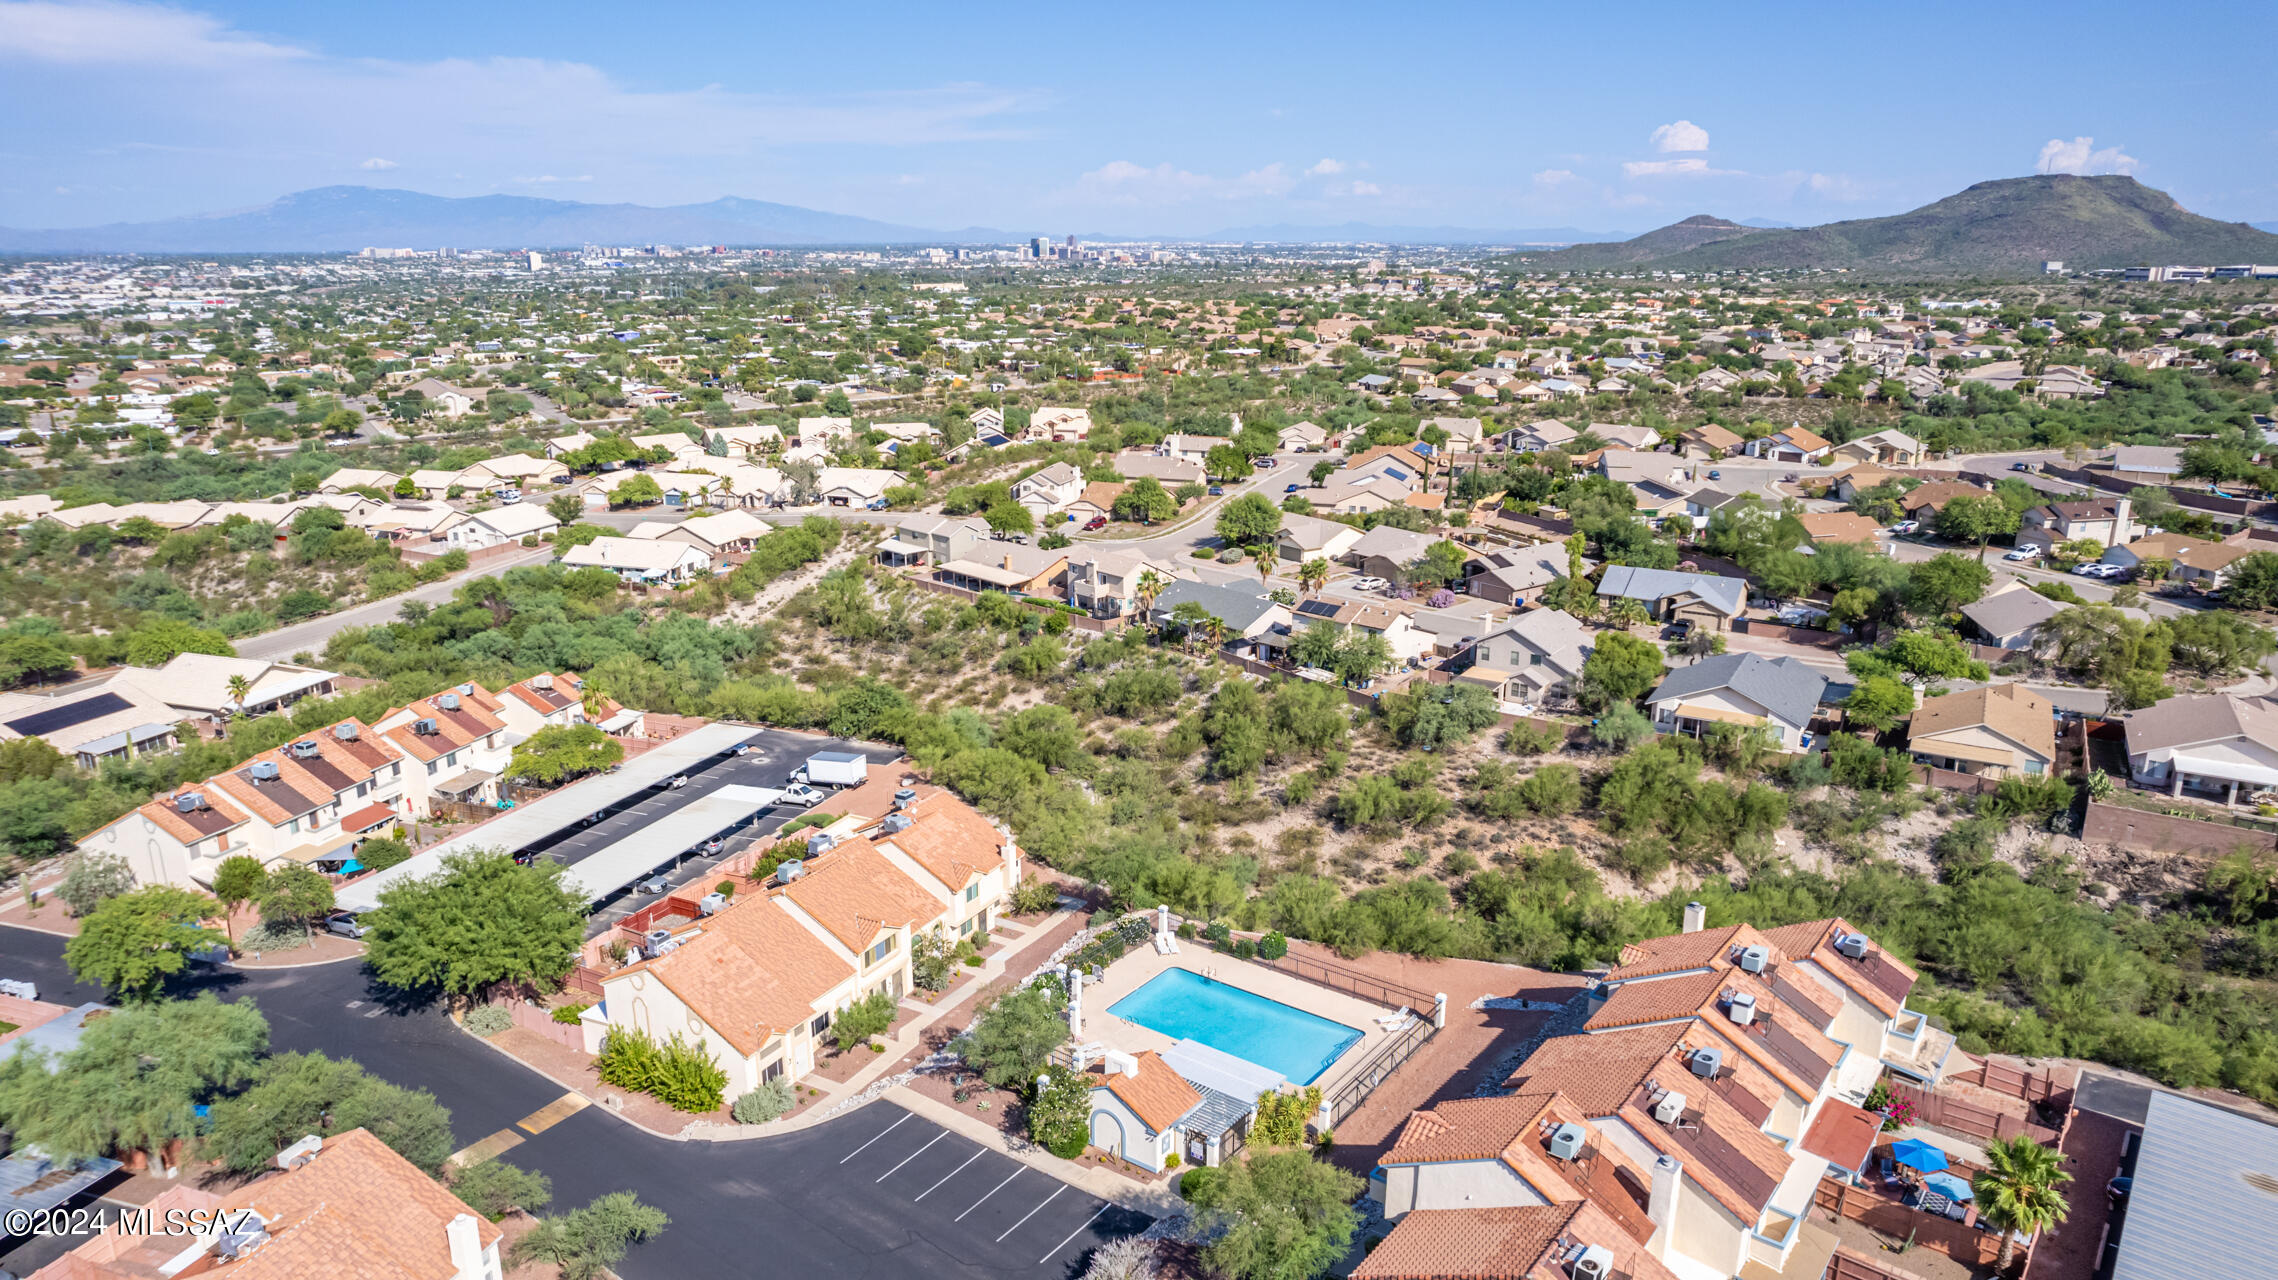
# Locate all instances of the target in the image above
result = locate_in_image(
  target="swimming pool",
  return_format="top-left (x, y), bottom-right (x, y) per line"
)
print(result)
top-left (1106, 967), bottom-right (1364, 1085)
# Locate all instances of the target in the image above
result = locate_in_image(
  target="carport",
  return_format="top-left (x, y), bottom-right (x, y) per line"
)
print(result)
top-left (336, 722), bottom-right (763, 912)
top-left (561, 784), bottom-right (784, 905)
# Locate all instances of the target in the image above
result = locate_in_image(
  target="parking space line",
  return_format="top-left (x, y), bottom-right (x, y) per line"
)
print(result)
top-left (913, 1148), bottom-right (984, 1201)
top-left (1038, 1203), bottom-right (1113, 1264)
top-left (875, 1132), bottom-right (946, 1183)
top-left (996, 1186), bottom-right (1063, 1242)
top-left (838, 1113), bottom-right (910, 1164)
top-left (955, 1168), bottom-right (1021, 1221)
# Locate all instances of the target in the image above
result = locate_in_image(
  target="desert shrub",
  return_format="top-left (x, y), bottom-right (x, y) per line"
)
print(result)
top-left (595, 1028), bottom-right (727, 1112)
top-left (1257, 931), bottom-right (1288, 960)
top-left (551, 1003), bottom-right (593, 1025)
top-left (238, 919), bottom-right (310, 952)
top-left (731, 1079), bottom-right (796, 1124)
top-left (465, 1006), bottom-right (513, 1037)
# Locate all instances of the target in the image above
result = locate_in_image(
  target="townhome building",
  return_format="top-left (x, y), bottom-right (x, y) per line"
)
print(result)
top-left (376, 685), bottom-right (513, 813)
top-left (585, 789), bottom-right (1018, 1102)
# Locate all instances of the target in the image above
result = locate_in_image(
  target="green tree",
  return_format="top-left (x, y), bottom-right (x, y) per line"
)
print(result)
top-left (608, 474), bottom-right (664, 508)
top-left (1215, 492), bottom-right (1283, 547)
top-left (1205, 444), bottom-right (1254, 480)
top-left (546, 492), bottom-right (584, 525)
top-left (258, 864), bottom-right (335, 945)
top-left (1027, 1064), bottom-right (1090, 1158)
top-left (1905, 552), bottom-right (1993, 617)
top-left (1250, 1085), bottom-right (1323, 1147)
top-left (1113, 477), bottom-right (1177, 523)
top-left (1843, 676), bottom-right (1916, 732)
top-left (65, 886), bottom-right (226, 1001)
top-left (58, 850), bottom-right (136, 917)
top-left (506, 723), bottom-right (626, 785)
top-left (451, 1158), bottom-right (554, 1221)
top-left (364, 851), bottom-right (585, 1000)
top-left (512, 1192), bottom-right (669, 1280)
top-left (1577, 631), bottom-right (1665, 712)
top-left (121, 618), bottom-right (233, 666)
top-left (985, 499), bottom-right (1035, 537)
top-left (830, 990), bottom-right (898, 1052)
top-left (203, 1050), bottom-right (456, 1174)
top-left (1309, 459), bottom-right (1336, 486)
top-left (1193, 1150), bottom-right (1363, 1280)
top-left (1973, 1136), bottom-right (2071, 1272)
top-left (0, 995), bottom-right (265, 1169)
top-left (1591, 702), bottom-right (1656, 750)
top-left (950, 984), bottom-right (1068, 1088)
top-left (2223, 552), bottom-right (2278, 611)
top-left (1936, 494), bottom-right (2021, 557)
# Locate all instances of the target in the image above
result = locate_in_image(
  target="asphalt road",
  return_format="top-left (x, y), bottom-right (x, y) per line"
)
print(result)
top-left (233, 545), bottom-right (554, 661)
top-left (0, 930), bottom-right (1148, 1279)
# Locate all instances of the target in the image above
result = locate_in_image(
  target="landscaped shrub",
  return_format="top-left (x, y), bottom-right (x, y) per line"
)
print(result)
top-left (1010, 876), bottom-right (1062, 915)
top-left (450, 1158), bottom-right (554, 1221)
top-left (714, 879), bottom-right (736, 899)
top-left (1176, 1165), bottom-right (1222, 1202)
top-left (1028, 1065), bottom-right (1090, 1158)
top-left (1206, 922), bottom-right (1232, 949)
top-left (1257, 931), bottom-right (1288, 961)
top-left (830, 990), bottom-right (897, 1053)
top-left (1232, 939), bottom-right (1256, 960)
top-left (595, 1028), bottom-right (727, 1112)
top-left (1177, 921), bottom-right (1198, 941)
top-left (551, 1003), bottom-right (593, 1025)
top-left (465, 1006), bottom-right (513, 1037)
top-left (731, 1079), bottom-right (796, 1124)
top-left (238, 919), bottom-right (309, 953)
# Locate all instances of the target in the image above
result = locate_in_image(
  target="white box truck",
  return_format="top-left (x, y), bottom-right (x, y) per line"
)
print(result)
top-left (793, 751), bottom-right (867, 788)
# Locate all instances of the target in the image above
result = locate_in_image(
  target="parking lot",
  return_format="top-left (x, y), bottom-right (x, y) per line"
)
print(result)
top-left (546, 728), bottom-right (906, 933)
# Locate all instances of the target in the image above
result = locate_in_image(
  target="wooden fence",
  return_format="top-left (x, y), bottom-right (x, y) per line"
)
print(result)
top-left (2081, 798), bottom-right (2278, 856)
top-left (1912, 764), bottom-right (2002, 796)
top-left (1822, 1246), bottom-right (1945, 1280)
top-left (1886, 1078), bottom-right (2061, 1146)
top-left (1257, 949), bottom-right (1437, 1012)
top-left (1814, 1180), bottom-right (2005, 1270)
top-left (1957, 1060), bottom-right (2077, 1110)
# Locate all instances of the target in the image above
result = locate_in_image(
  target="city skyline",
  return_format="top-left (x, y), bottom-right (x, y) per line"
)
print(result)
top-left (2, 0), bottom-right (2274, 237)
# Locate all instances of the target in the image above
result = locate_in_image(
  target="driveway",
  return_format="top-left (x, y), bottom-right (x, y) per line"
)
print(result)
top-left (0, 930), bottom-right (1147, 1279)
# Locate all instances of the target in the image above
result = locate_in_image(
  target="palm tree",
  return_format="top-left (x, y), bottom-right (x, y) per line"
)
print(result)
top-left (224, 674), bottom-right (251, 714)
top-left (1250, 542), bottom-right (1274, 588)
top-left (1135, 570), bottom-right (1165, 632)
top-left (1974, 1135), bottom-right (2071, 1272)
top-left (1298, 557), bottom-right (1330, 599)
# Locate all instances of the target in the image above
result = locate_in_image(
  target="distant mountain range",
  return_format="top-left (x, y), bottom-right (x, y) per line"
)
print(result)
top-left (0, 186), bottom-right (1638, 253)
top-left (1515, 176), bottom-right (2278, 276)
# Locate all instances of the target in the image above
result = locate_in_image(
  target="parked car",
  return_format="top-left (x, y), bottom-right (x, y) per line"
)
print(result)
top-left (1083, 516), bottom-right (1107, 531)
top-left (634, 875), bottom-right (671, 895)
top-left (731, 743), bottom-right (755, 755)
top-left (324, 912), bottom-right (367, 940)
top-left (2003, 545), bottom-right (2042, 562)
top-left (1889, 520), bottom-right (1920, 535)
top-left (1663, 619), bottom-right (1695, 640)
top-left (1706, 470), bottom-right (1721, 480)
top-left (1285, 483), bottom-right (1304, 493)
top-left (2071, 562), bottom-right (2115, 578)
top-left (493, 488), bottom-right (521, 503)
top-left (1350, 575), bottom-right (1389, 592)
top-left (661, 775), bottom-right (689, 789)
top-left (1255, 456), bottom-right (1276, 467)
top-left (1208, 485), bottom-right (1224, 496)
top-left (781, 782), bottom-right (824, 807)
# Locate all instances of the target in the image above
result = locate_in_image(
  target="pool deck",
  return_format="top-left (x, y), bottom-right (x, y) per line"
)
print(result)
top-left (1081, 944), bottom-right (1400, 1090)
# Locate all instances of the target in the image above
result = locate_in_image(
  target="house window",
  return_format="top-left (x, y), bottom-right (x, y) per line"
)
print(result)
top-left (865, 936), bottom-right (897, 965)
top-left (357, 782), bottom-right (368, 797)
top-left (964, 883), bottom-right (980, 902)
top-left (426, 761), bottom-right (437, 775)
top-left (288, 818), bottom-right (299, 834)
top-left (960, 917), bottom-right (976, 936)
top-left (809, 1012), bottom-right (831, 1037)
top-left (761, 1059), bottom-right (783, 1084)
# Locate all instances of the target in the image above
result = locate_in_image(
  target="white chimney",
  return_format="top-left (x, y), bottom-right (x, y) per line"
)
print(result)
top-left (1648, 1155), bottom-right (1683, 1237)
top-left (1683, 901), bottom-right (1706, 934)
top-left (2112, 496), bottom-right (2133, 547)
top-left (445, 1212), bottom-right (484, 1278)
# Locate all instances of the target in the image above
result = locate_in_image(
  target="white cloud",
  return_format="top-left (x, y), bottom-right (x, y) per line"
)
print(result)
top-left (358, 157), bottom-right (397, 171)
top-left (2035, 136), bottom-right (2139, 176)
top-left (1306, 158), bottom-right (1345, 176)
top-left (1621, 157), bottom-right (1742, 179)
top-left (0, 0), bottom-right (305, 66)
top-left (1649, 120), bottom-right (1709, 153)
top-left (1806, 172), bottom-right (1867, 200)
top-left (1069, 160), bottom-right (1294, 205)
top-left (1532, 168), bottom-right (1581, 187)
top-left (1348, 180), bottom-right (1381, 197)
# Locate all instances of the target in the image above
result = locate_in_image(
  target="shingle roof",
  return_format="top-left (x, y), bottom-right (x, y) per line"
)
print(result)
top-left (1595, 566), bottom-right (1746, 618)
top-left (1908, 682), bottom-right (2055, 765)
top-left (1646, 652), bottom-right (1828, 730)
top-left (1150, 580), bottom-right (1284, 633)
top-left (1960, 582), bottom-right (2065, 638)
top-left (2123, 692), bottom-right (2278, 755)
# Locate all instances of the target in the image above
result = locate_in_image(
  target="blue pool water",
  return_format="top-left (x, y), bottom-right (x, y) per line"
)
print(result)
top-left (1106, 968), bottom-right (1364, 1084)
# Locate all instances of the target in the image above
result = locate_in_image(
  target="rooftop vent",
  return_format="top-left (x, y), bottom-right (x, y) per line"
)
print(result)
top-left (437, 692), bottom-right (461, 711)
top-left (1690, 1046), bottom-right (1723, 1078)
top-left (880, 814), bottom-right (913, 835)
top-left (175, 792), bottom-right (205, 813)
top-left (274, 1134), bottom-right (322, 1170)
top-left (248, 760), bottom-right (281, 782)
top-left (1653, 1091), bottom-right (1688, 1126)
top-left (215, 1218), bottom-right (270, 1262)
top-left (775, 858), bottom-right (806, 884)
top-left (699, 892), bottom-right (727, 916)
top-left (1570, 1244), bottom-right (1615, 1280)
top-left (1727, 992), bottom-right (1757, 1026)
top-left (333, 723), bottom-right (359, 741)
top-left (1547, 1122), bottom-right (1587, 1161)
top-left (1737, 944), bottom-right (1770, 974)
top-left (1835, 933), bottom-right (1870, 961)
top-left (289, 739), bottom-right (319, 758)
top-left (457, 683), bottom-right (475, 696)
top-left (531, 673), bottom-right (554, 690)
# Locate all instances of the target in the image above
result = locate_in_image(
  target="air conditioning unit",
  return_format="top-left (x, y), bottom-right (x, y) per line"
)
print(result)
top-left (775, 858), bottom-right (806, 883)
top-left (1547, 1122), bottom-right (1587, 1161)
top-left (290, 739), bottom-right (319, 758)
top-left (1728, 992), bottom-right (1757, 1026)
top-left (1738, 944), bottom-right (1770, 974)
top-left (880, 814), bottom-right (913, 835)
top-left (176, 792), bottom-right (205, 813)
top-left (1570, 1244), bottom-right (1615, 1280)
top-left (1690, 1046), bottom-right (1723, 1078)
top-left (333, 723), bottom-right (359, 741)
top-left (804, 832), bottom-right (836, 856)
top-left (437, 692), bottom-right (461, 711)
top-left (273, 1134), bottom-right (322, 1170)
top-left (1836, 933), bottom-right (1870, 960)
top-left (1653, 1091), bottom-right (1688, 1126)
top-left (892, 788), bottom-right (918, 810)
top-left (532, 673), bottom-right (553, 690)
top-left (414, 718), bottom-right (437, 735)
top-left (248, 761), bottom-right (281, 782)
top-left (699, 892), bottom-right (727, 916)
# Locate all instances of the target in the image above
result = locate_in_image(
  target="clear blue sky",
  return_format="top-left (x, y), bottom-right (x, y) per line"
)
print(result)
top-left (3, 0), bottom-right (2273, 235)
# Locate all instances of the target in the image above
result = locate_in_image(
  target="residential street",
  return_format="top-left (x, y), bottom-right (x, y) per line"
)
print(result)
top-left (0, 930), bottom-right (1148, 1280)
top-left (233, 545), bottom-right (555, 660)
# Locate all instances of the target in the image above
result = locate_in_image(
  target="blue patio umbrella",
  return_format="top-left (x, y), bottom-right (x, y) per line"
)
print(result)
top-left (1891, 1138), bottom-right (1949, 1172)
top-left (1922, 1171), bottom-right (1974, 1202)
top-left (337, 858), bottom-right (365, 875)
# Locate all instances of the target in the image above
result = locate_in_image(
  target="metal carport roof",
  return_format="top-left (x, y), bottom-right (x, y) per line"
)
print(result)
top-left (336, 721), bottom-right (762, 911)
top-left (561, 784), bottom-right (783, 904)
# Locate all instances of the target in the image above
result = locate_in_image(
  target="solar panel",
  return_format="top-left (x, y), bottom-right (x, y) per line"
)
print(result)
top-left (5, 692), bottom-right (134, 738)
top-left (1296, 599), bottom-right (1342, 618)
